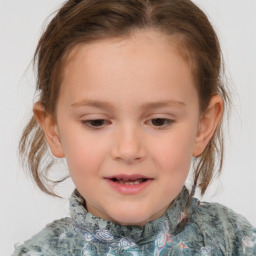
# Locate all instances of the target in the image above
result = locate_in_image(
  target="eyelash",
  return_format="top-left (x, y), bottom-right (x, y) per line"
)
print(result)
top-left (81, 119), bottom-right (109, 129)
top-left (81, 118), bottom-right (174, 130)
top-left (150, 118), bottom-right (174, 129)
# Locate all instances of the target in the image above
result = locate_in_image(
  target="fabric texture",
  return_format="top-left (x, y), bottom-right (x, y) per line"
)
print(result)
top-left (13, 187), bottom-right (256, 255)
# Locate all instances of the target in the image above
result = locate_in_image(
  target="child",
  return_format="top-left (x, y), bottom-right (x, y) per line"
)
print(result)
top-left (13, 0), bottom-right (256, 255)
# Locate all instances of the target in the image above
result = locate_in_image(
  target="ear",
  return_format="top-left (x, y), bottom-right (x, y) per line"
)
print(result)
top-left (33, 102), bottom-right (65, 158)
top-left (193, 95), bottom-right (224, 157)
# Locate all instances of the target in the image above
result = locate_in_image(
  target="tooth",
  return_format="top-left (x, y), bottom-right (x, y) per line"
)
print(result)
top-left (115, 178), bottom-right (146, 185)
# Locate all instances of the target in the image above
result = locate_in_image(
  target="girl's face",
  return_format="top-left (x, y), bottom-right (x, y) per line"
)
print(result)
top-left (54, 30), bottom-right (202, 226)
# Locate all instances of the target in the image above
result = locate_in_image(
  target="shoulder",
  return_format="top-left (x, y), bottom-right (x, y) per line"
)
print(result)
top-left (12, 217), bottom-right (80, 256)
top-left (192, 200), bottom-right (256, 255)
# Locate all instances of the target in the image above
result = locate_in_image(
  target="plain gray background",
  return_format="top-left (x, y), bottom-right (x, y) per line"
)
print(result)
top-left (1, 0), bottom-right (255, 255)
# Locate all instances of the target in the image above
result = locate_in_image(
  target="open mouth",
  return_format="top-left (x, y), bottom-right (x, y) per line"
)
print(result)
top-left (105, 175), bottom-right (153, 194)
top-left (110, 177), bottom-right (148, 185)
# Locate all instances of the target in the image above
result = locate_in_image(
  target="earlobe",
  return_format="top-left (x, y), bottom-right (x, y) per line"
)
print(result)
top-left (193, 95), bottom-right (224, 157)
top-left (33, 102), bottom-right (65, 158)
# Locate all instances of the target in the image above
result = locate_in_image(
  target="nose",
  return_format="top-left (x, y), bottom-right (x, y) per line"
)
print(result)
top-left (111, 124), bottom-right (146, 164)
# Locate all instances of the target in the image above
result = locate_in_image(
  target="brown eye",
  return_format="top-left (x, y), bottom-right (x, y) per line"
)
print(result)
top-left (82, 119), bottom-right (108, 129)
top-left (152, 118), bottom-right (172, 126)
top-left (88, 120), bottom-right (105, 127)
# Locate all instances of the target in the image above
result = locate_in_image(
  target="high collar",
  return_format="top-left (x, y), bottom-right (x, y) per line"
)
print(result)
top-left (69, 186), bottom-right (193, 243)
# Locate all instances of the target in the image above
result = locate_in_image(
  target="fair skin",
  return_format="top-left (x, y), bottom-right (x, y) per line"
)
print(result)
top-left (34, 30), bottom-right (223, 226)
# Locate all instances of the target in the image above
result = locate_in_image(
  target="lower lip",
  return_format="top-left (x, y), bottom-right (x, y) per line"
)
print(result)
top-left (105, 179), bottom-right (153, 195)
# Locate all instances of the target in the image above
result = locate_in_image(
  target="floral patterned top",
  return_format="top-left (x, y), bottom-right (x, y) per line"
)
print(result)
top-left (13, 187), bottom-right (256, 255)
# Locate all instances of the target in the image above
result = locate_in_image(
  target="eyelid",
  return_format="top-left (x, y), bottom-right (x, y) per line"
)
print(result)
top-left (80, 114), bottom-right (175, 129)
top-left (81, 119), bottom-right (111, 129)
top-left (146, 118), bottom-right (175, 129)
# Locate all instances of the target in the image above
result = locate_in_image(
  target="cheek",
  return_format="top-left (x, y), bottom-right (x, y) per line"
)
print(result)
top-left (150, 135), bottom-right (194, 197)
top-left (150, 127), bottom-right (196, 175)
top-left (59, 127), bottom-right (107, 176)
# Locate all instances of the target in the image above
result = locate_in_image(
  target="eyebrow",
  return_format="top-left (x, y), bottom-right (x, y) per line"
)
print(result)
top-left (70, 99), bottom-right (186, 111)
top-left (141, 100), bottom-right (186, 109)
top-left (71, 100), bottom-right (116, 111)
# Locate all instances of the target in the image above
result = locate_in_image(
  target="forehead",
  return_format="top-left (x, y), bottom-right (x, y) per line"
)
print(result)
top-left (63, 29), bottom-right (194, 75)
top-left (58, 30), bottom-right (198, 109)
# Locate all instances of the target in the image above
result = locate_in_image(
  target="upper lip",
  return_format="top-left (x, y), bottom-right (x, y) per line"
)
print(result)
top-left (104, 174), bottom-right (152, 180)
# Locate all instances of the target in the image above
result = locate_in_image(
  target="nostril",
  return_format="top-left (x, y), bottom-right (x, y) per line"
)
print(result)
top-left (111, 134), bottom-right (146, 163)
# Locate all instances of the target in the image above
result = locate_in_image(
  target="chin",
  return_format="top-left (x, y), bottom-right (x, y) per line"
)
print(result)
top-left (106, 206), bottom-right (157, 227)
top-left (112, 215), bottom-right (149, 226)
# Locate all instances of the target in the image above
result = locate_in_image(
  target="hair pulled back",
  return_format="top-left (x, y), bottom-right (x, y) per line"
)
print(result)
top-left (20, 0), bottom-right (229, 198)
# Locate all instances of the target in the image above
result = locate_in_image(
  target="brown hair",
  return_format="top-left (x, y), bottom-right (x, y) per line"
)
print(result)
top-left (19, 0), bottom-right (230, 198)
